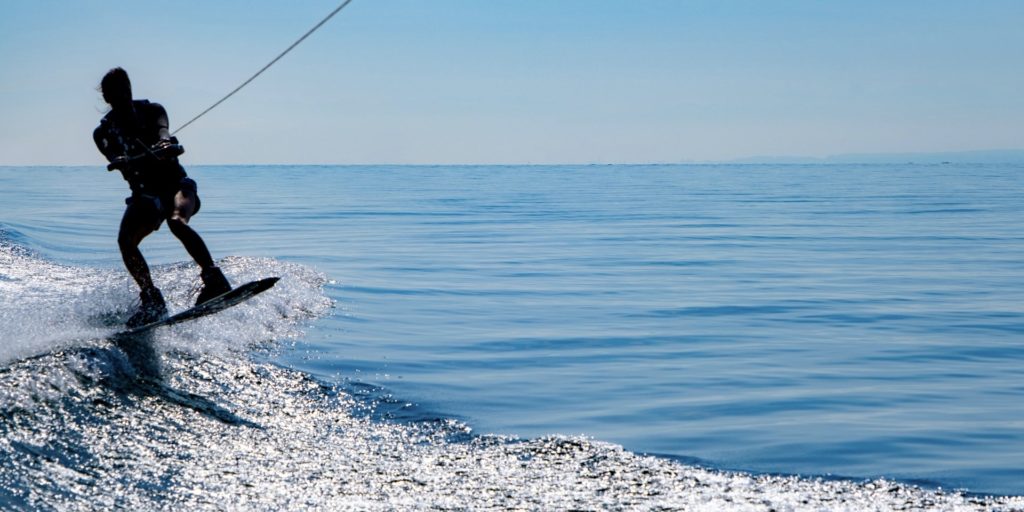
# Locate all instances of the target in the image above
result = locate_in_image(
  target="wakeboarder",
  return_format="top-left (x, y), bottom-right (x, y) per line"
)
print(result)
top-left (93, 67), bottom-right (231, 327)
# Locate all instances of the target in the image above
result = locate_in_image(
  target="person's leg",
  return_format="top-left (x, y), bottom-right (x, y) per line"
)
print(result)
top-left (165, 180), bottom-right (231, 304)
top-left (165, 185), bottom-right (215, 270)
top-left (118, 198), bottom-right (161, 292)
top-left (118, 196), bottom-right (167, 326)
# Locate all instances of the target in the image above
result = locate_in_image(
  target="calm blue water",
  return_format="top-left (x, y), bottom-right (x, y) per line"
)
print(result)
top-left (3, 163), bottom-right (1024, 502)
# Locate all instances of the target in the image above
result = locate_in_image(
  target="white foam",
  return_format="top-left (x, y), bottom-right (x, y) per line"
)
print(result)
top-left (0, 244), bottom-right (119, 364)
top-left (155, 255), bottom-right (333, 357)
top-left (0, 243), bottom-right (332, 365)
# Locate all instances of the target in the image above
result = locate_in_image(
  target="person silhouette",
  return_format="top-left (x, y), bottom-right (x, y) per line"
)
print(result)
top-left (93, 67), bottom-right (231, 327)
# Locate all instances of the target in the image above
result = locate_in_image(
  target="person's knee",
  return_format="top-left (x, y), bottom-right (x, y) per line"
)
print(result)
top-left (166, 215), bottom-right (190, 235)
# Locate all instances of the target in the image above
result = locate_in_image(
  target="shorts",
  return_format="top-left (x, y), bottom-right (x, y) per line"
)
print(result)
top-left (124, 177), bottom-right (201, 229)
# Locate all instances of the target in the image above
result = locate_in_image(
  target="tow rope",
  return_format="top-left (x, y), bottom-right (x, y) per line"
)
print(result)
top-left (172, 0), bottom-right (355, 135)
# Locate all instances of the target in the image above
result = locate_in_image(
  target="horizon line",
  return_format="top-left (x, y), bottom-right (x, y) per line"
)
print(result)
top-left (5, 149), bottom-right (1023, 168)
top-left (4, 161), bottom-right (1024, 169)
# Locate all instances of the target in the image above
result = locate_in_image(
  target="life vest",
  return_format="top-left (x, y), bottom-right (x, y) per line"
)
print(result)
top-left (94, 100), bottom-right (186, 195)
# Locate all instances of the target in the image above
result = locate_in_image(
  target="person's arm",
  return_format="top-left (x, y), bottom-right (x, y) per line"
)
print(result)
top-left (151, 103), bottom-right (172, 141)
top-left (93, 122), bottom-right (133, 172)
top-left (148, 103), bottom-right (184, 159)
top-left (93, 123), bottom-right (118, 162)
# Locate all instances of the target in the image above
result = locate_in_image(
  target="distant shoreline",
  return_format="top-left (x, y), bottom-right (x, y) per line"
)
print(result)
top-left (723, 149), bottom-right (1024, 165)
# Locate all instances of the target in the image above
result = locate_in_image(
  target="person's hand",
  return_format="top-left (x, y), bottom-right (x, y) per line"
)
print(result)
top-left (107, 156), bottom-right (129, 172)
top-left (152, 138), bottom-right (184, 158)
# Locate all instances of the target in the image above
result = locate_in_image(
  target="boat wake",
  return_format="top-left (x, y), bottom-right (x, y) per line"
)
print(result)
top-left (1, 230), bottom-right (1021, 510)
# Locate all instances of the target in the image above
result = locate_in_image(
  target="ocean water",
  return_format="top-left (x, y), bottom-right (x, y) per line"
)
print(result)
top-left (2, 163), bottom-right (1024, 509)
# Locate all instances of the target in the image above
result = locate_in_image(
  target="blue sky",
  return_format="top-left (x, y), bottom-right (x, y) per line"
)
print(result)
top-left (1, 0), bottom-right (1021, 165)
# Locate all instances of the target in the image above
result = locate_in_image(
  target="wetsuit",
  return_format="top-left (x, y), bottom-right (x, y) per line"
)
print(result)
top-left (93, 99), bottom-right (198, 222)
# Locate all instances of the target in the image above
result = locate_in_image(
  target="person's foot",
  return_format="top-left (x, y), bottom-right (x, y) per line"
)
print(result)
top-left (196, 266), bottom-right (232, 306)
top-left (126, 286), bottom-right (168, 328)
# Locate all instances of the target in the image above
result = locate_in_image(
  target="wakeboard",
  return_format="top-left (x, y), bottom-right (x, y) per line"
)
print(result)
top-left (113, 277), bottom-right (280, 338)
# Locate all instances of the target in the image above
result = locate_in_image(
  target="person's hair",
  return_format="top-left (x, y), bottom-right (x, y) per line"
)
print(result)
top-left (99, 67), bottom-right (131, 104)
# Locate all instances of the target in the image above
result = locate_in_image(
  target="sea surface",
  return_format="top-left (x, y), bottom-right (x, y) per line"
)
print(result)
top-left (2, 163), bottom-right (1024, 509)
